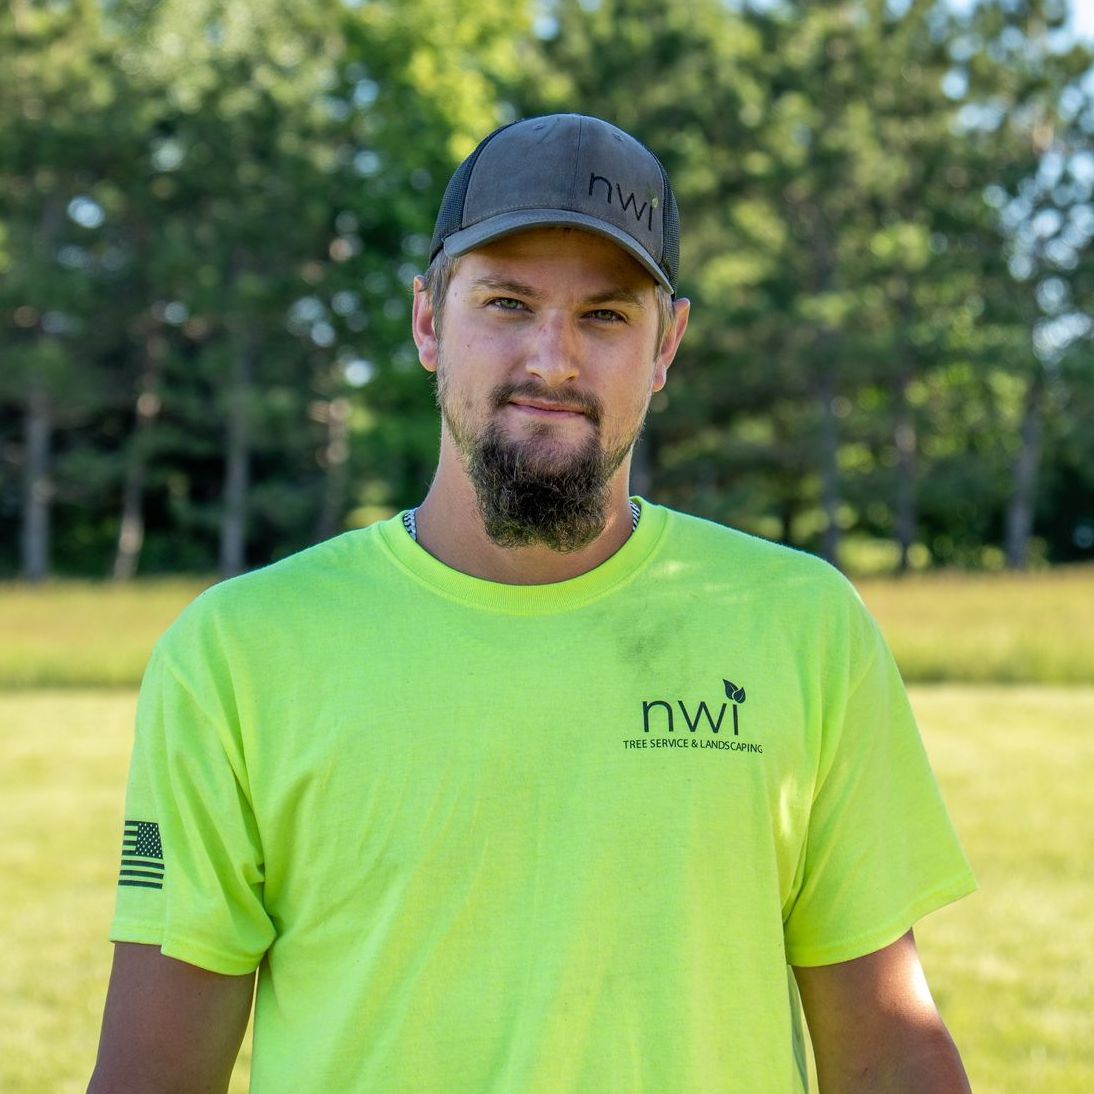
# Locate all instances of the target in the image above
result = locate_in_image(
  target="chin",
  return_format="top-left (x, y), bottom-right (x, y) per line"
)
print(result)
top-left (512, 433), bottom-right (599, 470)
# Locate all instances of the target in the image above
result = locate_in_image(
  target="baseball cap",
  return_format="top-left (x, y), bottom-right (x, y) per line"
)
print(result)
top-left (429, 114), bottom-right (680, 295)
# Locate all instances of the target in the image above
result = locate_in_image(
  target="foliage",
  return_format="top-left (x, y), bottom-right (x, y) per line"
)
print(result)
top-left (0, 0), bottom-right (525, 576)
top-left (0, 0), bottom-right (1091, 577)
top-left (517, 0), bottom-right (1094, 568)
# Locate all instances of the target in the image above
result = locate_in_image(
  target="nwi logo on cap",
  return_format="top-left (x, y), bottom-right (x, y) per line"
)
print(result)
top-left (587, 172), bottom-right (660, 232)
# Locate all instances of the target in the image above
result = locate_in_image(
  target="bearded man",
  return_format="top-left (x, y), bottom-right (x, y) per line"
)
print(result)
top-left (90, 114), bottom-right (975, 1093)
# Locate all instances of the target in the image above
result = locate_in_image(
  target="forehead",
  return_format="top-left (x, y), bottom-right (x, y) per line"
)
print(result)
top-left (453, 227), bottom-right (656, 295)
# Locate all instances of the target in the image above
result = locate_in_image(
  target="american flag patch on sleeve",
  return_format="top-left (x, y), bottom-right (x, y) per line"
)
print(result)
top-left (118, 820), bottom-right (165, 889)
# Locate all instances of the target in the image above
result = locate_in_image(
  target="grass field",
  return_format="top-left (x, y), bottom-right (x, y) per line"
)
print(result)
top-left (0, 690), bottom-right (252, 1094)
top-left (2, 565), bottom-right (1092, 688)
top-left (855, 566), bottom-right (1094, 685)
top-left (2, 571), bottom-right (1092, 1090)
top-left (0, 579), bottom-right (211, 689)
top-left (3, 685), bottom-right (1092, 1092)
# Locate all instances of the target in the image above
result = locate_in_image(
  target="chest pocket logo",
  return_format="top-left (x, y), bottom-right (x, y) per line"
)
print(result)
top-left (640, 678), bottom-right (749, 737)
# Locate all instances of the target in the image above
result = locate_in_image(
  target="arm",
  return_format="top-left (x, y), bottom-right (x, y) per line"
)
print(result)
top-left (88, 942), bottom-right (255, 1094)
top-left (793, 929), bottom-right (971, 1094)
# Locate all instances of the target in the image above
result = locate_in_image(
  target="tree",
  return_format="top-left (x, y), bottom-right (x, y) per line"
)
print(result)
top-left (518, 0), bottom-right (1093, 570)
top-left (0, 0), bottom-right (138, 579)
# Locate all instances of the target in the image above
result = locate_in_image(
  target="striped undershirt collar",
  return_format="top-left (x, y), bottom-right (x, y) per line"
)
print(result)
top-left (402, 500), bottom-right (641, 543)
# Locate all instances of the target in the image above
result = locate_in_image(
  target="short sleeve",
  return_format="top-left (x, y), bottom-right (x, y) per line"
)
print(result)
top-left (109, 637), bottom-right (275, 974)
top-left (783, 613), bottom-right (976, 967)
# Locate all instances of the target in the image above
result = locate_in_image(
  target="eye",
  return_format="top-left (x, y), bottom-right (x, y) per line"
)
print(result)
top-left (487, 297), bottom-right (527, 312)
top-left (586, 308), bottom-right (627, 323)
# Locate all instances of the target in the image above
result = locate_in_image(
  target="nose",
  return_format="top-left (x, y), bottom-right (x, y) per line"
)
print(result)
top-left (524, 311), bottom-right (580, 387)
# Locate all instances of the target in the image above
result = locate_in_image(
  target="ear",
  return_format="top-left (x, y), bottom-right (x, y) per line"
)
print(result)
top-left (652, 297), bottom-right (690, 392)
top-left (412, 276), bottom-right (439, 373)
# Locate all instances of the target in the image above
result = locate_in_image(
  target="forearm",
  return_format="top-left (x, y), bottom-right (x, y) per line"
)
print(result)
top-left (796, 931), bottom-right (971, 1094)
top-left (88, 943), bottom-right (254, 1094)
top-left (816, 1021), bottom-right (971, 1094)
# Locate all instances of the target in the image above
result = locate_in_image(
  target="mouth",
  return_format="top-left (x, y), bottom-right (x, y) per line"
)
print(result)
top-left (506, 397), bottom-right (589, 420)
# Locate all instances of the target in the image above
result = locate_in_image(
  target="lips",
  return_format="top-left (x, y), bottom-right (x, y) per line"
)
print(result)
top-left (492, 382), bottom-right (602, 424)
top-left (508, 398), bottom-right (587, 416)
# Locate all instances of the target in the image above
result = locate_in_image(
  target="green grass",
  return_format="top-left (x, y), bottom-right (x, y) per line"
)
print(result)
top-left (907, 686), bottom-right (1094, 1093)
top-left (0, 579), bottom-right (210, 688)
top-left (2, 685), bottom-right (1091, 1092)
top-left (2, 571), bottom-right (1092, 1089)
top-left (855, 566), bottom-right (1094, 684)
top-left (3, 567), bottom-right (1092, 689)
top-left (0, 690), bottom-right (252, 1094)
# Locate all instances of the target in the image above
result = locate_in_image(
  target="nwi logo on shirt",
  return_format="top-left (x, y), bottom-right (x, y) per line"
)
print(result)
top-left (626, 680), bottom-right (761, 754)
top-left (642, 679), bottom-right (748, 736)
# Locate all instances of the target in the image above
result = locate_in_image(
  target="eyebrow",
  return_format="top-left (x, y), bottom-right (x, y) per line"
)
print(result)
top-left (469, 276), bottom-right (647, 309)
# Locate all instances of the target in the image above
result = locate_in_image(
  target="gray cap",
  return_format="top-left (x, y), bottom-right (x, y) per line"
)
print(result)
top-left (429, 114), bottom-right (680, 295)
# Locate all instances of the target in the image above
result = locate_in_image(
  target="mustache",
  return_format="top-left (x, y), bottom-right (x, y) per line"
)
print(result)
top-left (491, 381), bottom-right (603, 425)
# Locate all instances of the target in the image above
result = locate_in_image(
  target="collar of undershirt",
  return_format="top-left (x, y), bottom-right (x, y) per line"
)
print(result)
top-left (402, 500), bottom-right (641, 543)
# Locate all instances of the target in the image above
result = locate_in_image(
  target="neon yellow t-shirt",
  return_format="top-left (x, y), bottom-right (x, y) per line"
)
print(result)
top-left (111, 501), bottom-right (975, 1092)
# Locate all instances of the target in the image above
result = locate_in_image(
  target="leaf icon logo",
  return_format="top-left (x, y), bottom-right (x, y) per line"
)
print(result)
top-left (723, 679), bottom-right (746, 704)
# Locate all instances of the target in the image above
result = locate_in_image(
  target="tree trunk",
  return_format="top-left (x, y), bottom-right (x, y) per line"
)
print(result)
top-left (770, 414), bottom-right (799, 544)
top-left (21, 371), bottom-right (51, 583)
top-left (892, 361), bottom-right (918, 573)
top-left (892, 292), bottom-right (918, 573)
top-left (219, 330), bottom-right (255, 578)
top-left (315, 396), bottom-right (351, 542)
top-left (797, 198), bottom-right (842, 568)
top-left (112, 333), bottom-right (166, 580)
top-left (776, 493), bottom-right (796, 545)
top-left (1005, 370), bottom-right (1045, 570)
top-left (894, 400), bottom-right (917, 573)
top-left (817, 364), bottom-right (841, 567)
top-left (20, 193), bottom-right (64, 583)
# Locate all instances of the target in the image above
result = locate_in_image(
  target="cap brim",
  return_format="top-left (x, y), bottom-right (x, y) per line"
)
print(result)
top-left (442, 210), bottom-right (674, 294)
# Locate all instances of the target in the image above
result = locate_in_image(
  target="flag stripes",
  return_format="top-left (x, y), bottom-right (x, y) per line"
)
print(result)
top-left (118, 819), bottom-right (164, 890)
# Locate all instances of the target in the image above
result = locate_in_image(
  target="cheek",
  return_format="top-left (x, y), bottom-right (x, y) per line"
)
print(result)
top-left (437, 360), bottom-right (491, 425)
top-left (611, 360), bottom-right (658, 407)
top-left (600, 376), bottom-right (655, 439)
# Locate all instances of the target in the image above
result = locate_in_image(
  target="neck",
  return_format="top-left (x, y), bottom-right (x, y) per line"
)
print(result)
top-left (413, 447), bottom-right (636, 585)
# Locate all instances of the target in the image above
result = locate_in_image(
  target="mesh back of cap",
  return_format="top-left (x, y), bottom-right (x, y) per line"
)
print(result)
top-left (429, 122), bottom-right (520, 262)
top-left (658, 162), bottom-right (680, 291)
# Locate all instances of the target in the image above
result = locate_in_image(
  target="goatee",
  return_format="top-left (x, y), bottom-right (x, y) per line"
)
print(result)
top-left (443, 380), bottom-right (636, 553)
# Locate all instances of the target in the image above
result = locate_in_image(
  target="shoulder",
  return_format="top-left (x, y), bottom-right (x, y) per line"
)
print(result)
top-left (155, 520), bottom-right (396, 660)
top-left (652, 504), bottom-right (861, 603)
top-left (644, 503), bottom-right (883, 670)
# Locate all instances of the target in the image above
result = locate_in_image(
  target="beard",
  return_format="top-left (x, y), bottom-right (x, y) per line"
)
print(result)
top-left (438, 376), bottom-right (640, 553)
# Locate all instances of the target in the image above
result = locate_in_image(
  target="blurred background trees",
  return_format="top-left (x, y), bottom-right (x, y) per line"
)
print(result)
top-left (1, 0), bottom-right (1091, 579)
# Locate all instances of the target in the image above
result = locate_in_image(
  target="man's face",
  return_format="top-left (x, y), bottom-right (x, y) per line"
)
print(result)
top-left (413, 227), bottom-right (685, 551)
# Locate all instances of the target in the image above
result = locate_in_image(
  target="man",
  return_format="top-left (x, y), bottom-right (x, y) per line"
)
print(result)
top-left (90, 114), bottom-right (976, 1092)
